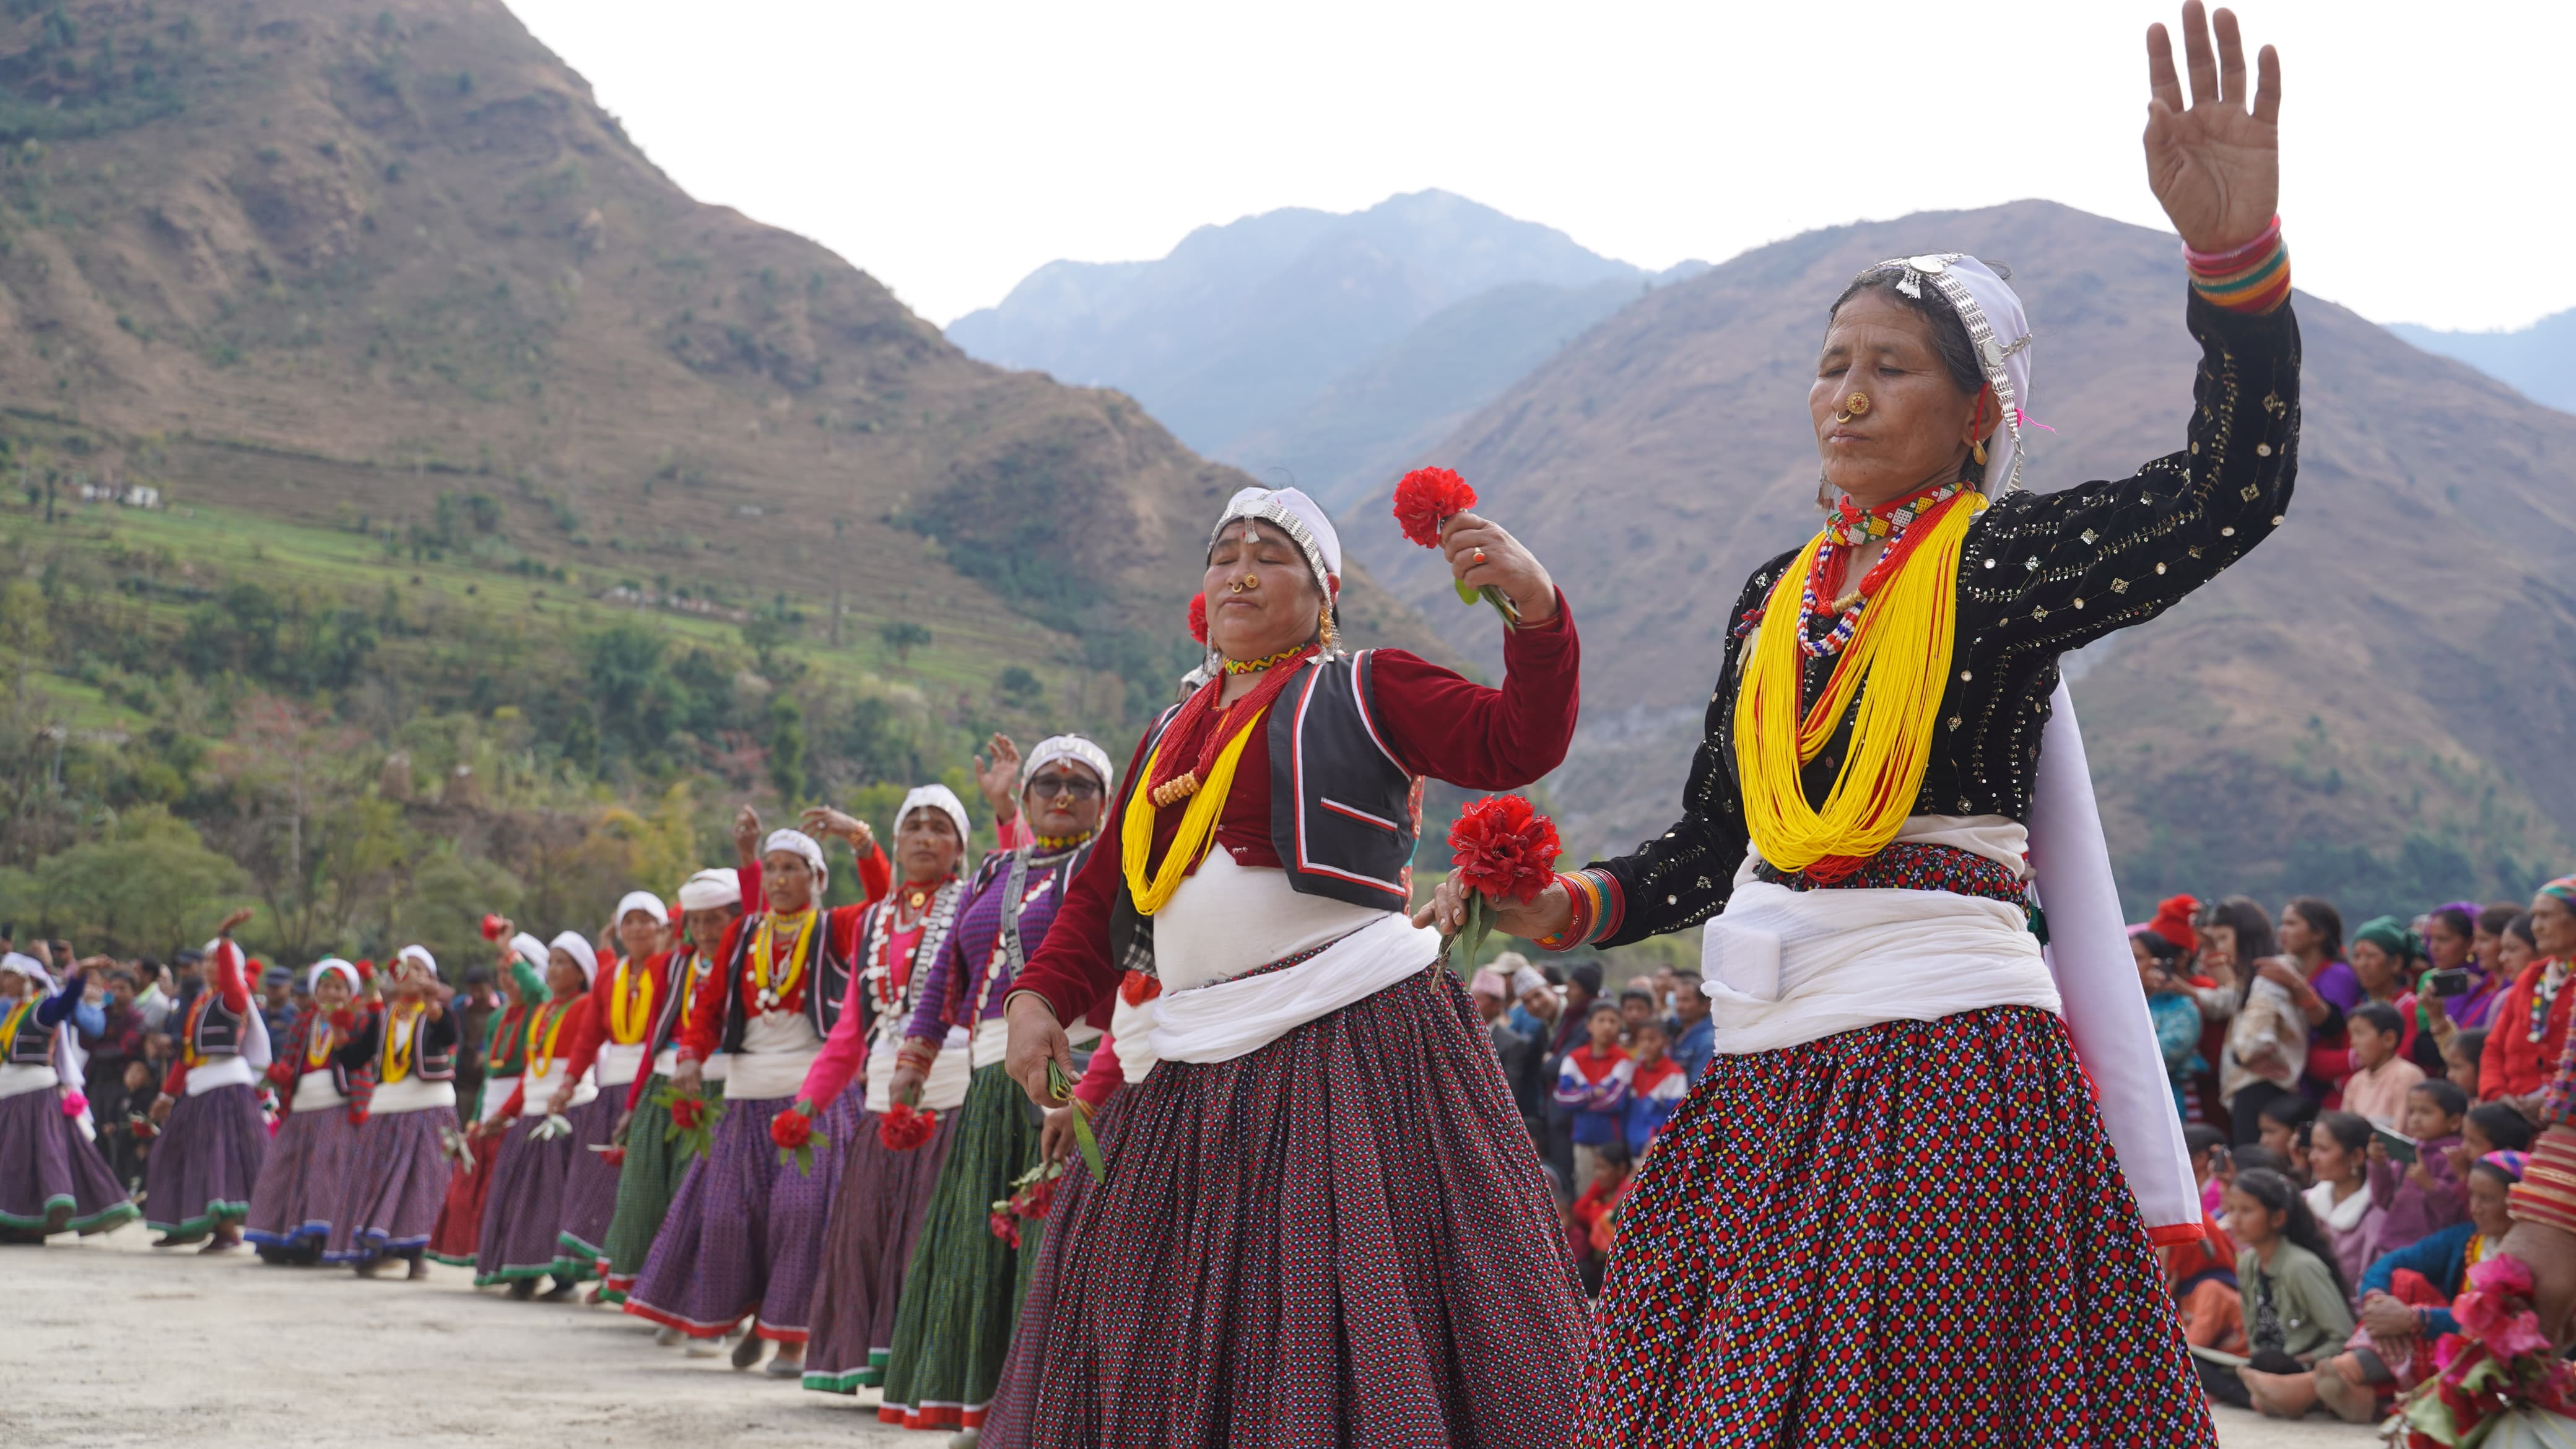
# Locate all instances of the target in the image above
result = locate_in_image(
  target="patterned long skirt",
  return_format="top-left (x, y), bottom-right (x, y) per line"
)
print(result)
top-left (599, 1076), bottom-right (685, 1303)
top-left (552, 1091), bottom-right (624, 1272)
top-left (983, 1083), bottom-right (1126, 1442)
top-left (144, 1082), bottom-right (268, 1240)
top-left (473, 1114), bottom-right (588, 1285)
top-left (622, 1087), bottom-right (852, 1342)
top-left (802, 1103), bottom-right (962, 1393)
top-left (425, 1128), bottom-right (500, 1266)
top-left (0, 1085), bottom-right (136, 1235)
top-left (331, 1105), bottom-right (459, 1263)
top-left (985, 966), bottom-right (1585, 1449)
top-left (878, 1066), bottom-right (1035, 1429)
top-left (245, 1105), bottom-right (363, 1258)
top-left (1578, 1005), bottom-right (2219, 1448)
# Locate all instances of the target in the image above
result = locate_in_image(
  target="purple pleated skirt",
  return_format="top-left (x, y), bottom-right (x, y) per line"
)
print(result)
top-left (144, 1081), bottom-right (268, 1239)
top-left (552, 1090), bottom-right (624, 1269)
top-left (801, 1103), bottom-right (964, 1391)
top-left (245, 1103), bottom-right (363, 1253)
top-left (332, 1103), bottom-right (459, 1261)
top-left (0, 1084), bottom-right (136, 1235)
top-left (985, 967), bottom-right (1586, 1449)
top-left (473, 1113), bottom-right (583, 1284)
top-left (623, 1086), bottom-right (855, 1342)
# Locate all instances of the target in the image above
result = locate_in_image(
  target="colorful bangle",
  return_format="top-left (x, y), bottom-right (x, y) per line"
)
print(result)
top-left (1533, 869), bottom-right (1621, 952)
top-left (2185, 215), bottom-right (2289, 315)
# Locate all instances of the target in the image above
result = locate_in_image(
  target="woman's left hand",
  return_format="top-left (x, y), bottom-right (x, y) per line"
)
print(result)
top-left (1438, 511), bottom-right (1557, 625)
top-left (2359, 1293), bottom-right (2417, 1340)
top-left (2142, 2), bottom-right (2282, 253)
top-left (800, 806), bottom-right (876, 856)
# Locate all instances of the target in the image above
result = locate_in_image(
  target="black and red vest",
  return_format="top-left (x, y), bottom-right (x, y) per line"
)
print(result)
top-left (712, 911), bottom-right (861, 1055)
top-left (188, 992), bottom-right (245, 1060)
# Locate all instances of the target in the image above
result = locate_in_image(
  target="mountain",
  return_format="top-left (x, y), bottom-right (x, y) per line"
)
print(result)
top-left (947, 190), bottom-right (1651, 469)
top-left (1345, 201), bottom-right (2576, 916)
top-left (2389, 310), bottom-right (2576, 413)
top-left (0, 0), bottom-right (1440, 731)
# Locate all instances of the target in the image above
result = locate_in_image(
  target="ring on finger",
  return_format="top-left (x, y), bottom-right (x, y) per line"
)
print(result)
top-left (1472, 547), bottom-right (1487, 565)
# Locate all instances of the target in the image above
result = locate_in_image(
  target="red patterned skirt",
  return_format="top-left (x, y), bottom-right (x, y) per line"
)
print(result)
top-left (986, 965), bottom-right (1585, 1448)
top-left (1578, 1005), bottom-right (2217, 1447)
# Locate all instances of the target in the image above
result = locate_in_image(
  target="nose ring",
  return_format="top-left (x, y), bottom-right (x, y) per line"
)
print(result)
top-left (1834, 391), bottom-right (1871, 423)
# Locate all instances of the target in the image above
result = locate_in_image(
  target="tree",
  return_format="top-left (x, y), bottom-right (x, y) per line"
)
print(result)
top-left (0, 578), bottom-right (50, 691)
top-left (879, 619), bottom-right (931, 664)
top-left (764, 692), bottom-right (806, 803)
top-left (204, 695), bottom-right (409, 959)
top-left (996, 664), bottom-right (1043, 709)
top-left (0, 806), bottom-right (250, 957)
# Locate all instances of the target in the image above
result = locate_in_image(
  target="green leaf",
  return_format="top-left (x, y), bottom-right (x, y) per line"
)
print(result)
top-left (1479, 585), bottom-right (1521, 629)
top-left (1048, 1058), bottom-right (1109, 1183)
top-left (1461, 889), bottom-right (1494, 968)
top-left (1455, 578), bottom-right (1480, 606)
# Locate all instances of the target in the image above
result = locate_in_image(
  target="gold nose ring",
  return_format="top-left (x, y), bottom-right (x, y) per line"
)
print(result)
top-left (1833, 392), bottom-right (1871, 424)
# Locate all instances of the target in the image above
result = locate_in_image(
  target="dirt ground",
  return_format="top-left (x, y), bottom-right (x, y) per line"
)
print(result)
top-left (3, 1222), bottom-right (2377, 1448)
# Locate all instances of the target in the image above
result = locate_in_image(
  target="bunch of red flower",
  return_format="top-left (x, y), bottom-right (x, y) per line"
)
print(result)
top-left (666, 1095), bottom-right (707, 1132)
top-left (770, 1103), bottom-right (815, 1152)
top-left (601, 1145), bottom-right (627, 1168)
top-left (1438, 794), bottom-right (1562, 967)
top-left (1451, 794), bottom-right (1562, 905)
top-left (264, 1060), bottom-right (297, 1089)
top-left (773, 1099), bottom-right (820, 1175)
top-left (879, 1100), bottom-right (938, 1152)
top-left (986, 1209), bottom-right (1022, 1250)
top-left (1187, 593), bottom-right (1208, 645)
top-left (1009, 1172), bottom-right (1058, 1222)
top-left (1392, 466), bottom-right (1476, 549)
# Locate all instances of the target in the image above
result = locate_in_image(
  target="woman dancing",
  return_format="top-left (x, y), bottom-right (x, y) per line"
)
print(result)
top-left (336, 946), bottom-right (462, 1276)
top-left (0, 950), bottom-right (136, 1240)
top-left (243, 958), bottom-right (370, 1263)
top-left (144, 909), bottom-right (270, 1250)
top-left (993, 484), bottom-right (1586, 1447)
top-left (1431, 7), bottom-right (2295, 1442)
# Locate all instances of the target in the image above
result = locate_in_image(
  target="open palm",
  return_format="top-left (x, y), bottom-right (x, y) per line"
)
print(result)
top-left (2144, 2), bottom-right (2281, 254)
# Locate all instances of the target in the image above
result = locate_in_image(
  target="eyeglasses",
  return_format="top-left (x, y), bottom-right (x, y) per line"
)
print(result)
top-left (1025, 774), bottom-right (1103, 800)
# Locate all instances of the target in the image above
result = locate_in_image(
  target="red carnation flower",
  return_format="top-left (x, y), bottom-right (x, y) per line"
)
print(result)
top-left (1118, 968), bottom-right (1162, 1009)
top-left (666, 1095), bottom-right (705, 1131)
top-left (1016, 1173), bottom-right (1058, 1220)
top-left (878, 1100), bottom-right (938, 1152)
top-left (1448, 794), bottom-right (1562, 905)
top-left (769, 1105), bottom-right (815, 1152)
top-left (1392, 466), bottom-right (1477, 549)
top-left (986, 1209), bottom-right (1022, 1248)
top-left (601, 1145), bottom-right (627, 1167)
top-left (1187, 592), bottom-right (1208, 645)
top-left (264, 1061), bottom-right (296, 1088)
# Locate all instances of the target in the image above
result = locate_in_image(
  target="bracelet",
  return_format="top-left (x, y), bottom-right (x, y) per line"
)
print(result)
top-left (1533, 869), bottom-right (1621, 952)
top-left (2184, 215), bottom-right (2289, 315)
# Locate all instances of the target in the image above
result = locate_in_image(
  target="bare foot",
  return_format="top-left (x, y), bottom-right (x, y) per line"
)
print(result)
top-left (2314, 1367), bottom-right (2382, 1424)
top-left (2239, 1367), bottom-right (2320, 1419)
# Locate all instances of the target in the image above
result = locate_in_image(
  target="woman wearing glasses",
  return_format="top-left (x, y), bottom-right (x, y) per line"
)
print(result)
top-left (874, 736), bottom-right (1116, 1439)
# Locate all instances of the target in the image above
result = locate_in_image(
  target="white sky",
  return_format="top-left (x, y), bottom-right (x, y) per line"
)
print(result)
top-left (507, 0), bottom-right (2572, 334)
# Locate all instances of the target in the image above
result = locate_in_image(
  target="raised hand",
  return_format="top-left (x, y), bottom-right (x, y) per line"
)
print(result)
top-left (733, 803), bottom-right (763, 865)
top-left (973, 734), bottom-right (1022, 818)
top-left (2144, 2), bottom-right (2281, 253)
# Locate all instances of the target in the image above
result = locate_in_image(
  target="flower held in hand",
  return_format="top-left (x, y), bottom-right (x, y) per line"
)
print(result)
top-left (1441, 794), bottom-right (1562, 968)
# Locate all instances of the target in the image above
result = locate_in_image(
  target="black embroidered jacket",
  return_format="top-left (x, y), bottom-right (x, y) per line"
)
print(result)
top-left (1595, 292), bottom-right (2301, 947)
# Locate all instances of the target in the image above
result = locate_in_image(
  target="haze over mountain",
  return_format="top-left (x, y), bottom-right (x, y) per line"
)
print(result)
top-left (0, 0), bottom-right (1437, 728)
top-left (947, 190), bottom-right (1701, 508)
top-left (1344, 201), bottom-right (2576, 916)
top-left (2390, 310), bottom-right (2576, 414)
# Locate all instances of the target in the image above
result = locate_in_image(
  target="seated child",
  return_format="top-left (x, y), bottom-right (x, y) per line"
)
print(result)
top-left (2443, 1029), bottom-right (2485, 1100)
top-left (2368, 1079), bottom-right (2469, 1253)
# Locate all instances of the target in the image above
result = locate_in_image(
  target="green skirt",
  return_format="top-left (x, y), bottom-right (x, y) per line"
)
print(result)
top-left (597, 1078), bottom-right (687, 1303)
top-left (878, 1061), bottom-right (1043, 1432)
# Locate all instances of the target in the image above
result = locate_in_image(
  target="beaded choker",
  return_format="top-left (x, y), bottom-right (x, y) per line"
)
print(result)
top-left (1824, 482), bottom-right (1962, 547)
top-left (1033, 832), bottom-right (1092, 855)
top-left (1221, 645), bottom-right (1310, 676)
top-left (1798, 485), bottom-right (1969, 659)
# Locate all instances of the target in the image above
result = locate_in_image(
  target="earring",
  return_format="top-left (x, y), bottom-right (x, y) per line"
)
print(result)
top-left (1969, 394), bottom-right (1989, 468)
top-left (1318, 607), bottom-right (1338, 655)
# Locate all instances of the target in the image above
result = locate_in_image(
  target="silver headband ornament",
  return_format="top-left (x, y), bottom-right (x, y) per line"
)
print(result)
top-left (1857, 253), bottom-right (2035, 494)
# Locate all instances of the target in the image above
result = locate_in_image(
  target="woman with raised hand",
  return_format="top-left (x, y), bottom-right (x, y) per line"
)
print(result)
top-left (1430, 7), bottom-right (2295, 1442)
top-left (0, 949), bottom-right (137, 1241)
top-left (990, 484), bottom-right (1585, 1448)
top-left (143, 907), bottom-right (270, 1251)
top-left (622, 810), bottom-right (892, 1377)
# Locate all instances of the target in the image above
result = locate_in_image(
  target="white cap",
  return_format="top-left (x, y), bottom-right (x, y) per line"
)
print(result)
top-left (549, 931), bottom-right (599, 988)
top-left (676, 868), bottom-right (743, 912)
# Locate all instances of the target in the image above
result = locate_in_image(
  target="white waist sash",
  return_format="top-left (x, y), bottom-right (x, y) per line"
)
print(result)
top-left (368, 1076), bottom-right (457, 1115)
top-left (595, 1042), bottom-right (647, 1089)
top-left (653, 1045), bottom-right (726, 1080)
top-left (1108, 993), bottom-right (1159, 1084)
top-left (1150, 911), bottom-right (1439, 1065)
top-left (186, 1054), bottom-right (256, 1097)
top-left (864, 1022), bottom-right (973, 1115)
top-left (725, 1047), bottom-right (819, 1101)
top-left (0, 1061), bottom-right (58, 1099)
top-left (292, 1070), bottom-right (346, 1113)
top-left (518, 1063), bottom-right (596, 1115)
top-left (1700, 876), bottom-right (2059, 1058)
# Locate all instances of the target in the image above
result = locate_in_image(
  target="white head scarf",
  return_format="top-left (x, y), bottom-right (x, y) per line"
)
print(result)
top-left (0, 952), bottom-right (51, 988)
top-left (1848, 254), bottom-right (2034, 494)
top-left (508, 932), bottom-right (550, 977)
top-left (549, 931), bottom-right (599, 989)
top-left (1210, 485), bottom-right (1342, 633)
top-left (1836, 252), bottom-right (2196, 1237)
top-left (393, 945), bottom-right (437, 983)
top-left (762, 828), bottom-right (830, 894)
top-left (1019, 735), bottom-right (1115, 796)
top-left (306, 957), bottom-right (360, 998)
top-left (614, 890), bottom-right (669, 928)
top-left (676, 868), bottom-right (742, 912)
top-left (895, 786), bottom-right (972, 851)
